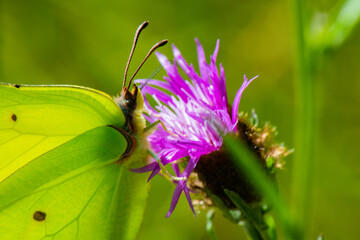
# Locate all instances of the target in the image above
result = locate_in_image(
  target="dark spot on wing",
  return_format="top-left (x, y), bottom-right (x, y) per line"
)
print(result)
top-left (11, 114), bottom-right (17, 122)
top-left (14, 84), bottom-right (21, 88)
top-left (33, 211), bottom-right (46, 221)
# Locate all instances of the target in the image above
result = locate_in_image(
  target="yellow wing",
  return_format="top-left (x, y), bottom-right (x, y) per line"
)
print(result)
top-left (0, 83), bottom-right (124, 182)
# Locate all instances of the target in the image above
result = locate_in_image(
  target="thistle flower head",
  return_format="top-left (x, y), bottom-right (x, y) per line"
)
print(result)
top-left (133, 39), bottom-right (257, 217)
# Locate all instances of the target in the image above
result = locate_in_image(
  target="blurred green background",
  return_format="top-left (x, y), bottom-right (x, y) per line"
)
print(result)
top-left (1, 0), bottom-right (359, 239)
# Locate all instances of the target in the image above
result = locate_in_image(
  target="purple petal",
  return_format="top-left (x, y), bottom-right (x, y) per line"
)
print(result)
top-left (172, 163), bottom-right (181, 177)
top-left (195, 38), bottom-right (208, 80)
top-left (184, 186), bottom-right (196, 216)
top-left (147, 167), bottom-right (161, 182)
top-left (130, 161), bottom-right (161, 182)
top-left (212, 39), bottom-right (220, 62)
top-left (166, 180), bottom-right (186, 217)
top-left (164, 76), bottom-right (192, 101)
top-left (172, 45), bottom-right (202, 83)
top-left (231, 75), bottom-right (257, 123)
top-left (184, 156), bottom-right (198, 178)
top-left (156, 52), bottom-right (177, 77)
top-left (219, 64), bottom-right (228, 105)
top-left (165, 157), bottom-right (198, 217)
top-left (141, 85), bottom-right (172, 105)
top-left (163, 58), bottom-right (196, 100)
top-left (161, 151), bottom-right (189, 165)
top-left (130, 161), bottom-right (159, 173)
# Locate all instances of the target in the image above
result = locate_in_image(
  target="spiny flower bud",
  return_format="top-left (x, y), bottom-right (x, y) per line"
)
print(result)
top-left (189, 112), bottom-right (291, 211)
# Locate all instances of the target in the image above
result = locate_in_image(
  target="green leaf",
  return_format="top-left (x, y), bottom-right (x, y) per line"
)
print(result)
top-left (225, 190), bottom-right (264, 227)
top-left (325, 0), bottom-right (360, 48)
top-left (224, 136), bottom-right (298, 240)
top-left (203, 188), bottom-right (241, 223)
top-left (264, 214), bottom-right (277, 240)
top-left (225, 190), bottom-right (270, 240)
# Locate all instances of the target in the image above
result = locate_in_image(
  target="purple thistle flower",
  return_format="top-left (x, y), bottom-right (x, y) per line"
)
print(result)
top-left (133, 39), bottom-right (257, 217)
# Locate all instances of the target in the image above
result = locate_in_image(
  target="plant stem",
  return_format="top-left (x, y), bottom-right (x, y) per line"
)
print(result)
top-left (291, 0), bottom-right (315, 237)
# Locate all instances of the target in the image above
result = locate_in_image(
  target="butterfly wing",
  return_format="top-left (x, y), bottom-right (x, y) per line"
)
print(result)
top-left (0, 83), bottom-right (124, 181)
top-left (0, 83), bottom-right (148, 240)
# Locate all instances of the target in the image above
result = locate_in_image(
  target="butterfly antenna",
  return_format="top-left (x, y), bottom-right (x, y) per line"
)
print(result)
top-left (127, 39), bottom-right (168, 89)
top-left (123, 21), bottom-right (149, 90)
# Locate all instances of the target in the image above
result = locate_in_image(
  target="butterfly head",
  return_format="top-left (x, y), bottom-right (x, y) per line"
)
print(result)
top-left (115, 83), bottom-right (144, 134)
top-left (114, 83), bottom-right (150, 167)
top-left (112, 21), bottom-right (166, 164)
top-left (115, 21), bottom-right (166, 133)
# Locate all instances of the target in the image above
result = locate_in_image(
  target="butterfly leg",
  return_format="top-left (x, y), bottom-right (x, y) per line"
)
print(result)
top-left (143, 119), bottom-right (177, 137)
top-left (147, 149), bottom-right (187, 182)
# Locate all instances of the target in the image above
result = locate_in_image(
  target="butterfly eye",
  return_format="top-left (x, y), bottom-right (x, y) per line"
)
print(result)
top-left (33, 211), bottom-right (46, 222)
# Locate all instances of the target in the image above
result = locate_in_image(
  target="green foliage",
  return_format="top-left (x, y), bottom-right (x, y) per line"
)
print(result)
top-left (291, 0), bottom-right (360, 238)
top-left (309, 0), bottom-right (360, 50)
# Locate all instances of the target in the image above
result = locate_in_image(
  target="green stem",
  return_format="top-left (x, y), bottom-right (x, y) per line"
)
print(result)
top-left (206, 209), bottom-right (218, 240)
top-left (291, 0), bottom-right (315, 237)
top-left (243, 220), bottom-right (263, 240)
